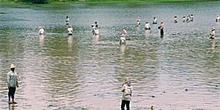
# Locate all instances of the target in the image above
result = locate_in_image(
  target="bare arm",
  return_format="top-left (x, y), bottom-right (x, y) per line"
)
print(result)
top-left (7, 73), bottom-right (10, 88)
top-left (121, 84), bottom-right (125, 92)
top-left (16, 74), bottom-right (19, 87)
top-left (16, 81), bottom-right (19, 87)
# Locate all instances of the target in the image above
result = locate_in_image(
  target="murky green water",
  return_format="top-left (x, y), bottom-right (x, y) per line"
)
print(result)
top-left (0, 2), bottom-right (220, 110)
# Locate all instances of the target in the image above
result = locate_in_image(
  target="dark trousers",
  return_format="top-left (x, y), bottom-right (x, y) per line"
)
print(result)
top-left (121, 100), bottom-right (130, 110)
top-left (160, 29), bottom-right (164, 36)
top-left (8, 87), bottom-right (16, 99)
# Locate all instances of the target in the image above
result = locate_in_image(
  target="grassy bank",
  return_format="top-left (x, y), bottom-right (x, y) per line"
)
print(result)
top-left (0, 0), bottom-right (219, 4)
top-left (51, 0), bottom-right (219, 4)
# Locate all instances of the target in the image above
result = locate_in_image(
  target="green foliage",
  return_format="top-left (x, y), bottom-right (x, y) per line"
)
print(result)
top-left (31, 0), bottom-right (49, 4)
top-left (19, 0), bottom-right (49, 4)
top-left (1, 0), bottom-right (219, 4)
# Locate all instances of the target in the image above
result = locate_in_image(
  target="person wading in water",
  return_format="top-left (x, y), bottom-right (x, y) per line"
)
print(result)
top-left (121, 77), bottom-right (133, 110)
top-left (7, 64), bottom-right (19, 104)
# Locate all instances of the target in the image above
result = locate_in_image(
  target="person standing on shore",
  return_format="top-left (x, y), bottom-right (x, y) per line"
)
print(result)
top-left (7, 64), bottom-right (19, 104)
top-left (121, 77), bottom-right (133, 110)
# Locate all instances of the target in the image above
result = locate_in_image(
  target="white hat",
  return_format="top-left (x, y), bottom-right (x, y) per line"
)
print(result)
top-left (10, 64), bottom-right (16, 68)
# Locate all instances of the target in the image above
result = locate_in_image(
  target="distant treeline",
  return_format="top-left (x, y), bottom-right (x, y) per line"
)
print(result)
top-left (0, 0), bottom-right (80, 4)
top-left (31, 0), bottom-right (79, 4)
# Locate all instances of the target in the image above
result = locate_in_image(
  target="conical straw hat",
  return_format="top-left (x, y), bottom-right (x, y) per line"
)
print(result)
top-left (10, 64), bottom-right (16, 68)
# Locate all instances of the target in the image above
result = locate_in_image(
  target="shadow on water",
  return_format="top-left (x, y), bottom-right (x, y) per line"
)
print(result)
top-left (0, 1), bottom-right (220, 110)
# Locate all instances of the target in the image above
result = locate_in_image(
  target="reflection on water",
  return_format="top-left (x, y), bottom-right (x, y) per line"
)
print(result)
top-left (92, 35), bottom-right (99, 44)
top-left (136, 26), bottom-right (141, 34)
top-left (39, 35), bottom-right (45, 46)
top-left (68, 35), bottom-right (73, 45)
top-left (144, 30), bottom-right (150, 36)
top-left (119, 44), bottom-right (126, 54)
top-left (211, 39), bottom-right (215, 50)
top-left (0, 2), bottom-right (220, 110)
top-left (9, 104), bottom-right (15, 110)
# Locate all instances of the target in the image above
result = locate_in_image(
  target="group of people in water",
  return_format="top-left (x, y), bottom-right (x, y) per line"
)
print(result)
top-left (140, 14), bottom-right (194, 39)
top-left (37, 14), bottom-right (218, 46)
top-left (140, 16), bottom-right (164, 37)
top-left (141, 14), bottom-right (218, 40)
top-left (15, 13), bottom-right (220, 110)
top-left (142, 14), bottom-right (194, 35)
top-left (181, 14), bottom-right (194, 23)
top-left (91, 21), bottom-right (100, 35)
top-left (66, 16), bottom-right (73, 35)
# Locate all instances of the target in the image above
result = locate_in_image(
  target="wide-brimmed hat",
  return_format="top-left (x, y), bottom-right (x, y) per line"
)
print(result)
top-left (10, 64), bottom-right (16, 68)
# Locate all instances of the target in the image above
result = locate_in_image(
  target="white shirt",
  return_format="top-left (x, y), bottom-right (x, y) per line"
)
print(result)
top-left (153, 18), bottom-right (157, 23)
top-left (7, 71), bottom-right (18, 87)
top-left (66, 18), bottom-right (69, 22)
top-left (217, 16), bottom-right (220, 20)
top-left (39, 28), bottom-right (44, 35)
top-left (68, 27), bottom-right (73, 34)
top-left (121, 82), bottom-right (133, 101)
top-left (211, 30), bottom-right (215, 36)
top-left (145, 23), bottom-right (151, 29)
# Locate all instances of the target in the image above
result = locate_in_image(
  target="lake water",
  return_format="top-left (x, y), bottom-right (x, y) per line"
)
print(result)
top-left (0, 1), bottom-right (220, 110)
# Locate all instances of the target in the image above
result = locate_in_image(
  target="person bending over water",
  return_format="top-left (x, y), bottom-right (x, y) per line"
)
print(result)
top-left (186, 15), bottom-right (191, 23)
